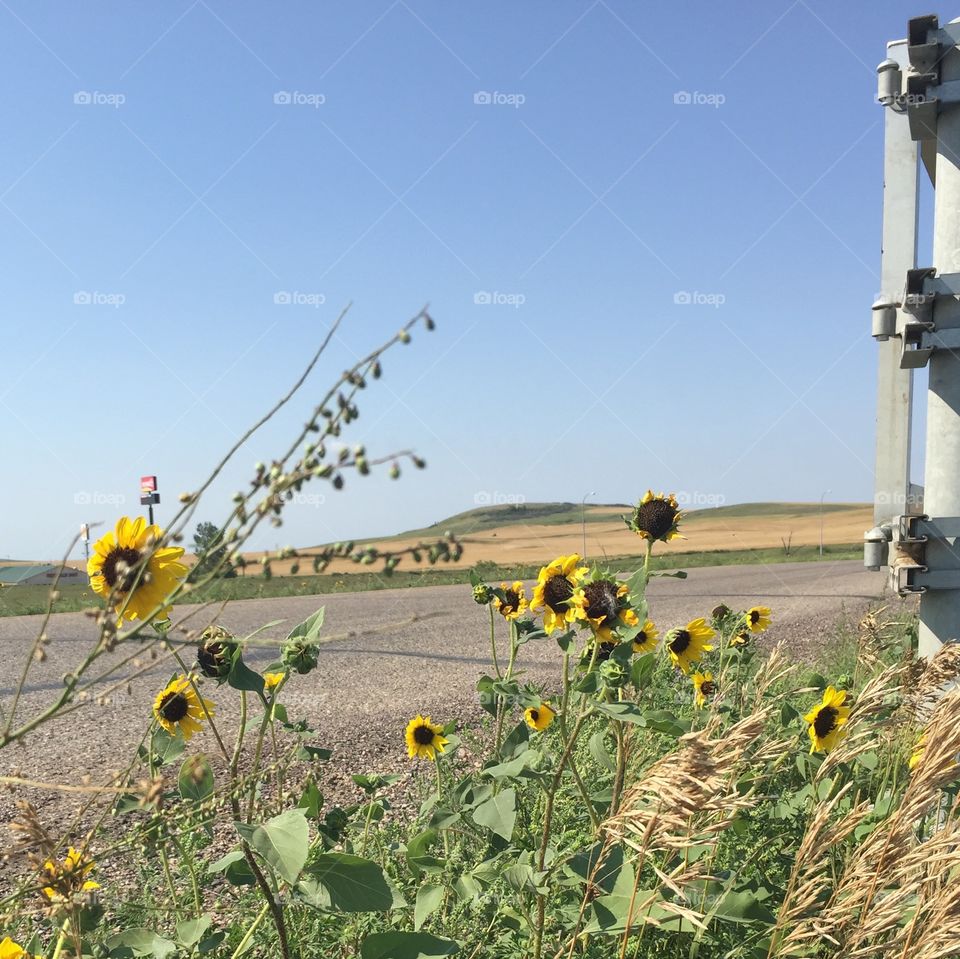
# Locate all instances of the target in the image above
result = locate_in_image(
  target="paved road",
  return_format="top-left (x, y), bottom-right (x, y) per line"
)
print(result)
top-left (0, 560), bottom-right (894, 828)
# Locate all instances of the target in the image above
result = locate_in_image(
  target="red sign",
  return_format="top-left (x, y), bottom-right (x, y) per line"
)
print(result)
top-left (140, 475), bottom-right (157, 492)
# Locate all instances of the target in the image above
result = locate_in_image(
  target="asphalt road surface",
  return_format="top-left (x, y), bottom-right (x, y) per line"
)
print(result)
top-left (0, 559), bottom-right (894, 832)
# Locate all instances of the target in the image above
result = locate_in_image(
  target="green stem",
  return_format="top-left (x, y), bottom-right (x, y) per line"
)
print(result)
top-left (230, 901), bottom-right (271, 958)
top-left (489, 603), bottom-right (501, 678)
top-left (435, 760), bottom-right (450, 858)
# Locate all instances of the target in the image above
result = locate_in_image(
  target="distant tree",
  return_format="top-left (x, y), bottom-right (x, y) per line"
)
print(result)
top-left (190, 521), bottom-right (236, 581)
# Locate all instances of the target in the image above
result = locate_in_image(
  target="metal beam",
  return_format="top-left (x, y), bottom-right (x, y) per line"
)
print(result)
top-left (874, 38), bottom-right (918, 528)
top-left (918, 20), bottom-right (960, 656)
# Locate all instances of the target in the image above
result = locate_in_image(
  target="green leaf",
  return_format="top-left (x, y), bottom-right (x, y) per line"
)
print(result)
top-left (588, 731), bottom-right (616, 773)
top-left (175, 916), bottom-right (211, 947)
top-left (482, 751), bottom-right (541, 780)
top-left (498, 722), bottom-right (530, 760)
top-left (472, 787), bottom-right (516, 841)
top-left (297, 743), bottom-right (333, 762)
top-left (208, 848), bottom-right (255, 886)
top-left (105, 928), bottom-right (176, 958)
top-left (150, 729), bottom-right (185, 767)
top-left (286, 606), bottom-right (326, 642)
top-left (298, 778), bottom-right (323, 819)
top-left (407, 829), bottom-right (443, 879)
top-left (353, 773), bottom-right (402, 794)
top-left (227, 655), bottom-right (265, 694)
top-left (592, 701), bottom-right (647, 724)
top-left (361, 931), bottom-right (459, 958)
top-left (631, 652), bottom-right (655, 690)
top-left (298, 852), bottom-right (393, 912)
top-left (178, 755), bottom-right (214, 802)
top-left (414, 884), bottom-right (446, 930)
top-left (643, 709), bottom-right (689, 736)
top-left (235, 809), bottom-right (309, 884)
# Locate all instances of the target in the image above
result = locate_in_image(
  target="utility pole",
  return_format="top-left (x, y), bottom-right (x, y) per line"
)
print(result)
top-left (581, 491), bottom-right (595, 559)
top-left (870, 15), bottom-right (960, 657)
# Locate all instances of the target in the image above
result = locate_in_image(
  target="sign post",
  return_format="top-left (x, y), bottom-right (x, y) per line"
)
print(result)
top-left (140, 475), bottom-right (160, 526)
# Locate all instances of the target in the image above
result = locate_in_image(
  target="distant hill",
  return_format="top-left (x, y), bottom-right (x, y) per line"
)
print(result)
top-left (387, 501), bottom-right (631, 539)
top-left (388, 500), bottom-right (868, 540)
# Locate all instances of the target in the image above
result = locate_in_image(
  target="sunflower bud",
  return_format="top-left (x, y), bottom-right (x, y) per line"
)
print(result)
top-left (282, 639), bottom-right (319, 675)
top-left (599, 659), bottom-right (628, 689)
top-left (472, 583), bottom-right (494, 605)
top-left (197, 625), bottom-right (238, 681)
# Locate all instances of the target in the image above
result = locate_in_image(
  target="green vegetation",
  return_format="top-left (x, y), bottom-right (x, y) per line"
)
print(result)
top-left (0, 544), bottom-right (863, 618)
top-left (5, 556), bottom-right (946, 959)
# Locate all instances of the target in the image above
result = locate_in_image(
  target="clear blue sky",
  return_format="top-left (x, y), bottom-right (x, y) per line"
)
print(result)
top-left (0, 0), bottom-right (930, 559)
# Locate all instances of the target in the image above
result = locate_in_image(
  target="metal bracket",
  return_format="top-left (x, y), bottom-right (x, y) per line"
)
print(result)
top-left (890, 514), bottom-right (960, 594)
top-left (897, 269), bottom-right (960, 368)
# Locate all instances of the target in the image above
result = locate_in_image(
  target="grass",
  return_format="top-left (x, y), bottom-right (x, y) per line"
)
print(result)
top-left (360, 500), bottom-right (869, 543)
top-left (0, 543), bottom-right (863, 617)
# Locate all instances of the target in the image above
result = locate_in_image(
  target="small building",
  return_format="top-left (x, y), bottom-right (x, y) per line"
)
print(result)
top-left (0, 564), bottom-right (85, 587)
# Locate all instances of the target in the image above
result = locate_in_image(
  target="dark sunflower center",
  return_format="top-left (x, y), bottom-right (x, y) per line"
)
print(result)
top-left (750, 609), bottom-right (761, 625)
top-left (701, 681), bottom-right (716, 696)
top-left (529, 709), bottom-right (539, 722)
top-left (502, 589), bottom-right (520, 611)
top-left (543, 574), bottom-right (574, 613)
top-left (582, 580), bottom-right (619, 625)
top-left (634, 499), bottom-right (677, 539)
top-left (198, 641), bottom-right (226, 671)
top-left (413, 725), bottom-right (435, 745)
top-left (158, 691), bottom-right (190, 723)
top-left (595, 641), bottom-right (617, 662)
top-left (813, 706), bottom-right (838, 738)
top-left (102, 547), bottom-right (144, 592)
top-left (636, 630), bottom-right (648, 643)
top-left (670, 629), bottom-right (691, 655)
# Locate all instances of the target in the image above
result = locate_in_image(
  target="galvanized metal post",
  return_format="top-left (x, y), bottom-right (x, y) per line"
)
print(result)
top-left (874, 39), bottom-right (918, 529)
top-left (918, 20), bottom-right (960, 657)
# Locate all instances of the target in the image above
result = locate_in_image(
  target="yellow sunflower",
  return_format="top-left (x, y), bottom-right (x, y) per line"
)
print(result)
top-left (40, 846), bottom-right (99, 902)
top-left (909, 733), bottom-right (926, 771)
top-left (493, 581), bottom-right (528, 620)
top-left (627, 490), bottom-right (682, 542)
top-left (524, 702), bottom-right (555, 731)
top-left (0, 939), bottom-right (37, 959)
top-left (632, 620), bottom-right (659, 654)
top-left (574, 579), bottom-right (636, 641)
top-left (745, 605), bottom-right (772, 633)
top-left (153, 675), bottom-right (215, 741)
top-left (405, 714), bottom-right (448, 761)
top-left (666, 618), bottom-right (715, 675)
top-left (87, 517), bottom-right (187, 622)
top-left (529, 554), bottom-right (588, 634)
top-left (264, 671), bottom-right (286, 690)
top-left (692, 671), bottom-right (717, 708)
top-left (729, 630), bottom-right (751, 649)
top-left (907, 733), bottom-right (958, 772)
top-left (804, 687), bottom-right (851, 754)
